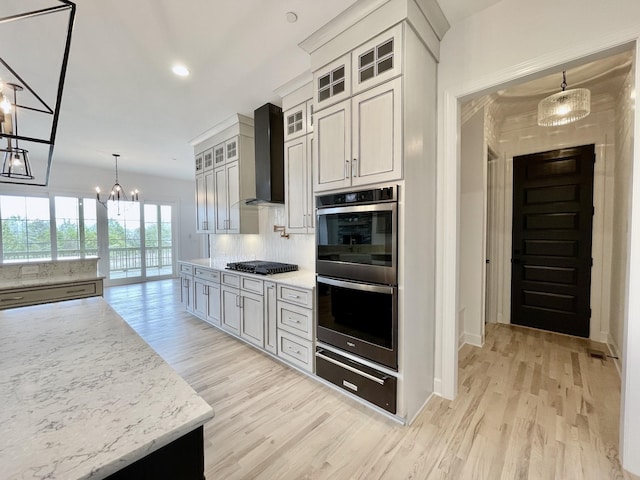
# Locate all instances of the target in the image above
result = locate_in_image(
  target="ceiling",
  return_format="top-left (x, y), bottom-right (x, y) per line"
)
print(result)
top-left (0, 0), bottom-right (502, 182)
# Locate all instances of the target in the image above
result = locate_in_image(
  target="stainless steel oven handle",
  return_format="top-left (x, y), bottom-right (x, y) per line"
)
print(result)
top-left (316, 202), bottom-right (397, 215)
top-left (316, 350), bottom-right (385, 385)
top-left (316, 276), bottom-right (394, 295)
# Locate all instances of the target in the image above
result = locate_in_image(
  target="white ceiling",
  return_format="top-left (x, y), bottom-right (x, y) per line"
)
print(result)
top-left (1, 0), bottom-right (502, 183)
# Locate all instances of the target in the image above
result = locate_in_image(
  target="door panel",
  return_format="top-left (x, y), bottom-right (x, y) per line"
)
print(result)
top-left (314, 100), bottom-right (351, 191)
top-left (511, 144), bottom-right (595, 337)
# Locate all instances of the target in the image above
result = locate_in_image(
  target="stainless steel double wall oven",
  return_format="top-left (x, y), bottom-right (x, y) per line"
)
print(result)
top-left (315, 186), bottom-right (398, 414)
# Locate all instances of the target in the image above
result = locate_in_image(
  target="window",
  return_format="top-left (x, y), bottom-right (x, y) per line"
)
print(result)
top-left (108, 202), bottom-right (141, 280)
top-left (318, 65), bottom-right (345, 102)
top-left (0, 195), bottom-right (51, 262)
top-left (54, 197), bottom-right (98, 259)
top-left (145, 203), bottom-right (173, 277)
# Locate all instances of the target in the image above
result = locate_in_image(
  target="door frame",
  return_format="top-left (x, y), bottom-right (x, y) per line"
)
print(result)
top-left (436, 33), bottom-right (640, 472)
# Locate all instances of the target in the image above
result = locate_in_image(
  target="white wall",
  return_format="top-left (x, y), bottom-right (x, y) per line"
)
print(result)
top-left (459, 107), bottom-right (485, 347)
top-left (208, 205), bottom-right (315, 270)
top-left (0, 161), bottom-right (200, 266)
top-left (610, 68), bottom-right (635, 367)
top-left (437, 0), bottom-right (640, 474)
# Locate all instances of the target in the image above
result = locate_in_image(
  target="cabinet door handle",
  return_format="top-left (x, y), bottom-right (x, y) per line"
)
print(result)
top-left (66, 288), bottom-right (86, 294)
top-left (352, 158), bottom-right (358, 177)
top-left (1, 296), bottom-right (24, 302)
top-left (345, 159), bottom-right (350, 179)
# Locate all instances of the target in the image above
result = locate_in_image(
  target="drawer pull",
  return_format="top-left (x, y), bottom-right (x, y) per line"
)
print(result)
top-left (1, 296), bottom-right (24, 302)
top-left (343, 380), bottom-right (358, 392)
top-left (288, 316), bottom-right (301, 324)
top-left (286, 294), bottom-right (300, 299)
top-left (288, 345), bottom-right (302, 355)
top-left (66, 288), bottom-right (87, 294)
top-left (316, 351), bottom-right (386, 385)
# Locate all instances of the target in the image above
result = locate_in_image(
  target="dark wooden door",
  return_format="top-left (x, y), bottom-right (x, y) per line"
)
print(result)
top-left (511, 144), bottom-right (595, 337)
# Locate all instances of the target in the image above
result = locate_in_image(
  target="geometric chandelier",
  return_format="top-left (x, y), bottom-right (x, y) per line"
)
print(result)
top-left (0, 1), bottom-right (76, 186)
top-left (537, 70), bottom-right (591, 127)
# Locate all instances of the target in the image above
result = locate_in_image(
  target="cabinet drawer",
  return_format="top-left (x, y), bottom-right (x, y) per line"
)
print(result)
top-left (316, 348), bottom-right (396, 414)
top-left (277, 284), bottom-right (312, 308)
top-left (179, 263), bottom-right (194, 275)
top-left (0, 281), bottom-right (99, 309)
top-left (241, 276), bottom-right (263, 295)
top-left (194, 267), bottom-right (219, 283)
top-left (278, 330), bottom-right (313, 372)
top-left (277, 301), bottom-right (313, 340)
top-left (221, 272), bottom-right (240, 288)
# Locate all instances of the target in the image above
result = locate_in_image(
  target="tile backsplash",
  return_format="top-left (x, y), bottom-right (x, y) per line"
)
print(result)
top-left (209, 205), bottom-right (315, 270)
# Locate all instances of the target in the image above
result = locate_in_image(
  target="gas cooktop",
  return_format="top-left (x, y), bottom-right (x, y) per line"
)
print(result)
top-left (226, 260), bottom-right (298, 275)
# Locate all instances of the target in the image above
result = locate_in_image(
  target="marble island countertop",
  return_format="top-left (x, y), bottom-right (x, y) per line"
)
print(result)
top-left (0, 297), bottom-right (214, 480)
top-left (0, 274), bottom-right (105, 291)
top-left (181, 257), bottom-right (316, 290)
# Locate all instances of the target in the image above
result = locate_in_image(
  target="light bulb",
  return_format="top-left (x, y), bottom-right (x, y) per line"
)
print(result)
top-left (11, 155), bottom-right (22, 166)
top-left (95, 186), bottom-right (101, 193)
top-left (0, 94), bottom-right (11, 114)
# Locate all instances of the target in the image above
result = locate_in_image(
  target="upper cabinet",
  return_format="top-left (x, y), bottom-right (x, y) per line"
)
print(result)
top-left (191, 115), bottom-right (258, 235)
top-left (351, 24), bottom-right (402, 95)
top-left (282, 83), bottom-right (315, 233)
top-left (313, 53), bottom-right (351, 111)
top-left (313, 75), bottom-right (402, 192)
top-left (311, 24), bottom-right (404, 193)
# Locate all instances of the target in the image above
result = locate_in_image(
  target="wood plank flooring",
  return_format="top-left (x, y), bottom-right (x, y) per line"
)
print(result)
top-left (104, 279), bottom-right (637, 480)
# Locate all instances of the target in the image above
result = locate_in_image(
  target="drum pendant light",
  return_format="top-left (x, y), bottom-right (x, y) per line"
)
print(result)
top-left (538, 71), bottom-right (591, 127)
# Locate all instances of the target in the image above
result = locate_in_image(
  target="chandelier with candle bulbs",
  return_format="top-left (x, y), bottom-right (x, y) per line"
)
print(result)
top-left (96, 153), bottom-right (140, 215)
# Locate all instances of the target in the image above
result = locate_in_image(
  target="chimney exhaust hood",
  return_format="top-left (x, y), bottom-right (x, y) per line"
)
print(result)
top-left (247, 103), bottom-right (284, 205)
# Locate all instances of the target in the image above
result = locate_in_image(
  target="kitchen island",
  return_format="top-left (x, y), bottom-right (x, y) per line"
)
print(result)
top-left (0, 297), bottom-right (214, 480)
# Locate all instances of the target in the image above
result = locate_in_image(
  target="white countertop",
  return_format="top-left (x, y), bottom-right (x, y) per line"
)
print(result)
top-left (0, 274), bottom-right (105, 292)
top-left (181, 258), bottom-right (316, 290)
top-left (0, 297), bottom-right (214, 480)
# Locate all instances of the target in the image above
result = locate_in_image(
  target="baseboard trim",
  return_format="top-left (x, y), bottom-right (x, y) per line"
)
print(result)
top-left (433, 377), bottom-right (442, 396)
top-left (606, 334), bottom-right (622, 376)
top-left (406, 392), bottom-right (435, 426)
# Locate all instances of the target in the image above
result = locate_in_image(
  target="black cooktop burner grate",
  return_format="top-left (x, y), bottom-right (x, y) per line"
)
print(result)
top-left (226, 260), bottom-right (298, 275)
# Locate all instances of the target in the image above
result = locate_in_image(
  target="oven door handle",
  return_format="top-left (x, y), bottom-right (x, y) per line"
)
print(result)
top-left (316, 202), bottom-right (397, 216)
top-left (316, 349), bottom-right (387, 385)
top-left (317, 276), bottom-right (394, 295)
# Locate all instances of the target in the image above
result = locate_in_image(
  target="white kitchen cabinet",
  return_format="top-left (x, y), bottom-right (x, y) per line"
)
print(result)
top-left (284, 101), bottom-right (314, 142)
top-left (179, 263), bottom-right (194, 314)
top-left (351, 24), bottom-right (402, 95)
top-left (205, 281), bottom-right (221, 326)
top-left (194, 152), bottom-right (204, 174)
top-left (313, 53), bottom-right (351, 111)
top-left (213, 142), bottom-right (225, 167)
top-left (313, 99), bottom-right (351, 191)
top-left (193, 267), bottom-right (221, 326)
top-left (313, 76), bottom-right (402, 192)
top-left (195, 170), bottom-right (214, 232)
top-left (276, 284), bottom-right (314, 373)
top-left (193, 276), bottom-right (208, 319)
top-left (264, 281), bottom-right (278, 355)
top-left (213, 137), bottom-right (258, 234)
top-left (240, 290), bottom-right (264, 348)
top-left (284, 135), bottom-right (314, 233)
top-left (221, 284), bottom-right (241, 335)
top-left (191, 115), bottom-right (257, 235)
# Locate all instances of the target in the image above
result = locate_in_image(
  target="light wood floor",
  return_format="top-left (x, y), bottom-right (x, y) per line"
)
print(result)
top-left (104, 279), bottom-right (637, 480)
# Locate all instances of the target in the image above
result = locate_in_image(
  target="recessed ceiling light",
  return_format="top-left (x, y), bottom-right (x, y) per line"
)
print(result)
top-left (172, 64), bottom-right (190, 77)
top-left (286, 12), bottom-right (298, 23)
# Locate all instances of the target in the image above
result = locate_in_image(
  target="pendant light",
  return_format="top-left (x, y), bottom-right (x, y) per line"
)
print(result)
top-left (96, 154), bottom-right (139, 215)
top-left (537, 70), bottom-right (591, 127)
top-left (0, 83), bottom-right (34, 180)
